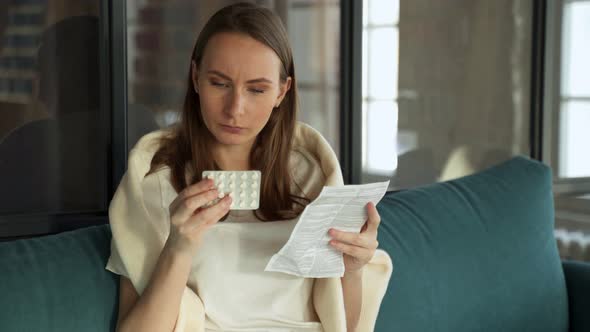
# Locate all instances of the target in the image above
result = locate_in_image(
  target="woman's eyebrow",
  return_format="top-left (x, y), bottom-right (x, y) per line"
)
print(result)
top-left (207, 70), bottom-right (273, 84)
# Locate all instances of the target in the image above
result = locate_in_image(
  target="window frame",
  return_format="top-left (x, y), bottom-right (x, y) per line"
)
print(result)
top-left (340, 0), bottom-right (363, 184)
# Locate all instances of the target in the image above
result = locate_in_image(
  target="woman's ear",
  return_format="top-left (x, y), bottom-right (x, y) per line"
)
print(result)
top-left (275, 76), bottom-right (292, 108)
top-left (191, 60), bottom-right (199, 94)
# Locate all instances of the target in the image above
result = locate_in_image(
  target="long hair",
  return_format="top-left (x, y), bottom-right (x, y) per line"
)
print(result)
top-left (148, 2), bottom-right (308, 221)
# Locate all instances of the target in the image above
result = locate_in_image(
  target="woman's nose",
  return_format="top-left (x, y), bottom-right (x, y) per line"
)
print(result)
top-left (224, 90), bottom-right (246, 117)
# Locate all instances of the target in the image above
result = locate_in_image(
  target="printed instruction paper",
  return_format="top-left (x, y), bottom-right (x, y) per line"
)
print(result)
top-left (265, 180), bottom-right (390, 278)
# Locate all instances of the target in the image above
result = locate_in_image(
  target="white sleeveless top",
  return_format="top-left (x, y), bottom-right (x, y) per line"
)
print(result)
top-left (189, 139), bottom-right (327, 331)
top-left (195, 210), bottom-right (323, 332)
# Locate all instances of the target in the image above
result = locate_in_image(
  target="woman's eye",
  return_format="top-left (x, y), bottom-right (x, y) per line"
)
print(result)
top-left (211, 81), bottom-right (227, 88)
top-left (250, 88), bottom-right (265, 94)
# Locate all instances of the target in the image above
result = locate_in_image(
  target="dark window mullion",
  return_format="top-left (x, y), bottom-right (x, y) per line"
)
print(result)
top-left (109, 0), bottom-right (128, 197)
top-left (340, 0), bottom-right (363, 184)
top-left (530, 0), bottom-right (547, 161)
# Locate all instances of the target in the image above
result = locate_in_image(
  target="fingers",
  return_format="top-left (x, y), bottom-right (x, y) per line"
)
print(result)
top-left (170, 178), bottom-right (215, 211)
top-left (330, 240), bottom-right (375, 261)
top-left (184, 195), bottom-right (232, 231)
top-left (365, 202), bottom-right (381, 234)
top-left (172, 188), bottom-right (219, 225)
top-left (328, 229), bottom-right (378, 250)
top-left (183, 178), bottom-right (216, 198)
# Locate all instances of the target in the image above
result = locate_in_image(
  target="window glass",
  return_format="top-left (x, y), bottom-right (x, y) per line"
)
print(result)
top-left (0, 1), bottom-right (107, 215)
top-left (126, 0), bottom-right (341, 154)
top-left (557, 1), bottom-right (590, 178)
top-left (361, 0), bottom-right (532, 189)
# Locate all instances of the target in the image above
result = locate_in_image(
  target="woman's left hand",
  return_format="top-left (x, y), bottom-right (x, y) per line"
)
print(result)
top-left (328, 202), bottom-right (381, 273)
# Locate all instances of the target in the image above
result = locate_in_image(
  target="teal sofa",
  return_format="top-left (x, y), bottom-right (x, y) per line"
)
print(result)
top-left (1, 156), bottom-right (589, 331)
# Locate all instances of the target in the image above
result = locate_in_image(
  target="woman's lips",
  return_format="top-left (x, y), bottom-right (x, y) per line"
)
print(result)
top-left (221, 124), bottom-right (244, 134)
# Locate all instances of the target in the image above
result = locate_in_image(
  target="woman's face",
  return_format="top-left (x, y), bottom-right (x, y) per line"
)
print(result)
top-left (192, 32), bottom-right (291, 150)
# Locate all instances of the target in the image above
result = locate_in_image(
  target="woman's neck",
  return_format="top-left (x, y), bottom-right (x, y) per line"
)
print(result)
top-left (212, 143), bottom-right (252, 171)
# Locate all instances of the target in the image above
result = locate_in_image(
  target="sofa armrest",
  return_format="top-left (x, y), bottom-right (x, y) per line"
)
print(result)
top-left (562, 260), bottom-right (590, 332)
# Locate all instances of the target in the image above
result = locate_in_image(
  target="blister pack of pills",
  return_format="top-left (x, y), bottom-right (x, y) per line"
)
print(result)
top-left (202, 170), bottom-right (261, 210)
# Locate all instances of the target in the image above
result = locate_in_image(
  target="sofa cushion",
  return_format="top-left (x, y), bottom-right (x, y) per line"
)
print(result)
top-left (375, 156), bottom-right (568, 331)
top-left (0, 224), bottom-right (118, 332)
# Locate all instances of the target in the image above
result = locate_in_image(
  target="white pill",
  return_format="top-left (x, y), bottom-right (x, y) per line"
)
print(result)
top-left (240, 202), bottom-right (245, 207)
top-left (240, 183), bottom-right (246, 189)
top-left (218, 192), bottom-right (225, 199)
top-left (251, 192), bottom-right (257, 198)
top-left (252, 173), bottom-right (259, 179)
top-left (251, 182), bottom-right (258, 188)
top-left (250, 201), bottom-right (257, 207)
top-left (241, 173), bottom-right (247, 180)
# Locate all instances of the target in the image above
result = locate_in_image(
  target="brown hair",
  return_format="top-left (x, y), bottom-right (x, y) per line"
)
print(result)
top-left (148, 2), bottom-right (307, 221)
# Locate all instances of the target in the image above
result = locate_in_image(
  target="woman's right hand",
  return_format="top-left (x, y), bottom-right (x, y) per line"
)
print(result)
top-left (165, 178), bottom-right (232, 258)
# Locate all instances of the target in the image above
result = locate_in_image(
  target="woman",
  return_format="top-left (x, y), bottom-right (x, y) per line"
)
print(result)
top-left (107, 3), bottom-right (392, 332)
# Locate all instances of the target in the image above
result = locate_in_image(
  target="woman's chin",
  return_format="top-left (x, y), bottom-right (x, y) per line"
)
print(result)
top-left (212, 132), bottom-right (251, 146)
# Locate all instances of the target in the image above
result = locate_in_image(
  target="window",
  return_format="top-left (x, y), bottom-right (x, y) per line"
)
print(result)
top-left (287, 0), bottom-right (341, 154)
top-left (361, 0), bottom-right (399, 185)
top-left (544, 0), bottom-right (590, 234)
top-left (0, 1), bottom-right (108, 217)
top-left (0, 0), bottom-right (351, 239)
top-left (361, 0), bottom-right (533, 189)
top-left (557, 1), bottom-right (590, 180)
top-left (125, 0), bottom-right (341, 153)
top-left (545, 0), bottom-right (590, 192)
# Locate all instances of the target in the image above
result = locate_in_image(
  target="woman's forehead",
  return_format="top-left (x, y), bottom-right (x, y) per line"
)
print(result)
top-left (201, 32), bottom-right (282, 80)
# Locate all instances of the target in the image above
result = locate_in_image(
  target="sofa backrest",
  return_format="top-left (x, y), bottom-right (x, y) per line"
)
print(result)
top-left (0, 224), bottom-right (118, 332)
top-left (374, 156), bottom-right (569, 331)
